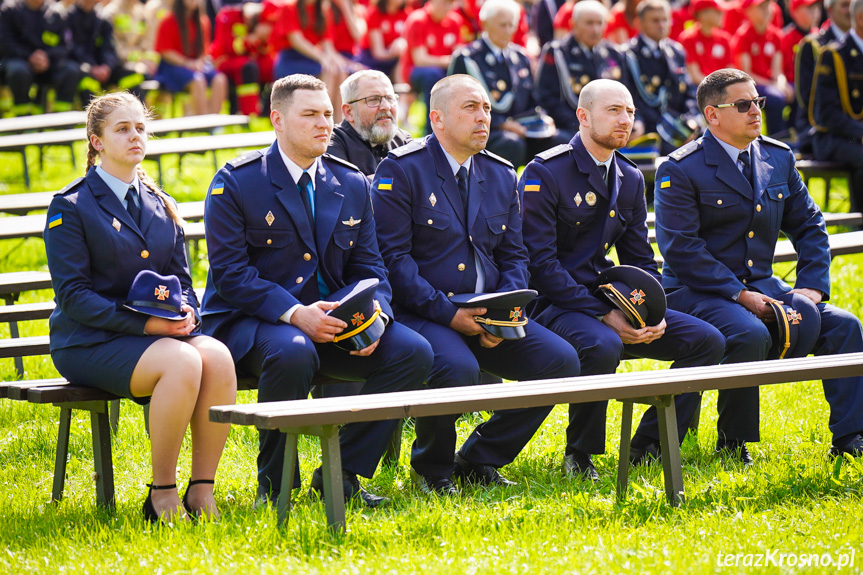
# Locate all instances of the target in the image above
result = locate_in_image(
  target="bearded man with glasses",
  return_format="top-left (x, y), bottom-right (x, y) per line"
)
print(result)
top-left (653, 68), bottom-right (863, 464)
top-left (328, 70), bottom-right (412, 177)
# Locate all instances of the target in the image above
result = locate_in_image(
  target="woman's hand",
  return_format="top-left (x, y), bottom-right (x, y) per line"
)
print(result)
top-left (143, 304), bottom-right (197, 336)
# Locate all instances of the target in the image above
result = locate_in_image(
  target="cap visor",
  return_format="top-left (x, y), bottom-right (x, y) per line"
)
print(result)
top-left (481, 323), bottom-right (527, 340)
top-left (123, 304), bottom-right (187, 321)
top-left (333, 316), bottom-right (386, 351)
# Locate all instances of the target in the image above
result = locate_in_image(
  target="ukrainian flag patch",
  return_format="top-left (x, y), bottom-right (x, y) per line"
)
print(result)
top-left (524, 179), bottom-right (541, 192)
top-left (48, 213), bottom-right (63, 229)
top-left (377, 178), bottom-right (393, 190)
top-left (210, 182), bottom-right (224, 195)
top-left (660, 176), bottom-right (671, 189)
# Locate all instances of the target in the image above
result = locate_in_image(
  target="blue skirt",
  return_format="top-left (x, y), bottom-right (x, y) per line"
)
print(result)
top-left (274, 49), bottom-right (322, 79)
top-left (356, 49), bottom-right (397, 78)
top-left (51, 335), bottom-right (164, 404)
top-left (154, 61), bottom-right (220, 93)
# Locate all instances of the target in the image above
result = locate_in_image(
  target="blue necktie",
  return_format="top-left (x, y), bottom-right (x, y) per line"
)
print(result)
top-left (125, 186), bottom-right (141, 226)
top-left (297, 171), bottom-right (329, 298)
top-left (457, 166), bottom-right (469, 215)
top-left (739, 150), bottom-right (752, 187)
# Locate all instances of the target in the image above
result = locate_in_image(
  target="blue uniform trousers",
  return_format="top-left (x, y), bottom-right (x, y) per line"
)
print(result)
top-left (672, 294), bottom-right (863, 443)
top-left (401, 313), bottom-right (581, 480)
top-left (409, 66), bottom-right (447, 136)
top-left (543, 308), bottom-right (724, 454)
top-left (237, 320), bottom-right (433, 491)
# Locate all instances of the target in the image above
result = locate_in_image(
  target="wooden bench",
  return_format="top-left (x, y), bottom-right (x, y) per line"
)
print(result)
top-left (0, 111), bottom-right (87, 135)
top-left (210, 353), bottom-right (863, 533)
top-left (0, 115), bottom-right (250, 188)
top-left (796, 160), bottom-right (853, 210)
top-left (144, 130), bottom-right (274, 182)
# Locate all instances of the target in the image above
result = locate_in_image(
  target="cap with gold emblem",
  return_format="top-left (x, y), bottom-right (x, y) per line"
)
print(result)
top-left (449, 289), bottom-right (538, 339)
top-left (765, 293), bottom-right (820, 360)
top-left (594, 265), bottom-right (666, 328)
top-left (124, 270), bottom-right (187, 320)
top-left (325, 278), bottom-right (388, 351)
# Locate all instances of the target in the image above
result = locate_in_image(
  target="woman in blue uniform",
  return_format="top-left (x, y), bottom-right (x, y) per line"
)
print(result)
top-left (44, 92), bottom-right (236, 523)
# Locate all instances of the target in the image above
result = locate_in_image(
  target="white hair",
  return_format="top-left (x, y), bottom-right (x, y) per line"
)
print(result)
top-left (573, 0), bottom-right (609, 23)
top-left (479, 0), bottom-right (520, 23)
top-left (339, 70), bottom-right (394, 105)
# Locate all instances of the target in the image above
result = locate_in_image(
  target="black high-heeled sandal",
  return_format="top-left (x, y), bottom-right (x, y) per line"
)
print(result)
top-left (142, 483), bottom-right (177, 523)
top-left (182, 479), bottom-right (215, 518)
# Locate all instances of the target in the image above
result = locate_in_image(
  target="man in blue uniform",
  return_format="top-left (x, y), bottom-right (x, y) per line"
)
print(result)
top-left (449, 0), bottom-right (565, 167)
top-left (0, 0), bottom-right (80, 115)
top-left (520, 79), bottom-right (724, 480)
top-left (623, 0), bottom-right (699, 155)
top-left (811, 0), bottom-right (863, 212)
top-left (372, 74), bottom-right (581, 495)
top-left (201, 74), bottom-right (433, 507)
top-left (535, 0), bottom-right (629, 142)
top-left (655, 68), bottom-right (863, 462)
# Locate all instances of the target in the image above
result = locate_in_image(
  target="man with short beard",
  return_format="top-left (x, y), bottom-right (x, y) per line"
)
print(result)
top-left (328, 70), bottom-right (412, 177)
top-left (520, 79), bottom-right (723, 481)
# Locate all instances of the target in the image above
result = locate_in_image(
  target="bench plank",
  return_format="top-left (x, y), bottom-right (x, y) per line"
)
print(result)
top-left (0, 111), bottom-right (86, 134)
top-left (0, 335), bottom-right (49, 359)
top-left (0, 271), bottom-right (53, 298)
top-left (0, 301), bottom-right (54, 322)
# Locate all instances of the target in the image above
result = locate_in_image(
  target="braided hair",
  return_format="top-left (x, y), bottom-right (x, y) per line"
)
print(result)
top-left (84, 92), bottom-right (184, 226)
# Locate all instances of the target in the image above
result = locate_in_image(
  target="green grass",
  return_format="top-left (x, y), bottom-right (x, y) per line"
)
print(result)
top-left (2, 126), bottom-right (863, 574)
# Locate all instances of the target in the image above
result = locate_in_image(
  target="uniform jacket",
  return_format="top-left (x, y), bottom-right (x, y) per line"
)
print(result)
top-left (371, 134), bottom-right (528, 327)
top-left (0, 0), bottom-right (71, 62)
top-left (449, 38), bottom-right (537, 130)
top-left (624, 34), bottom-right (696, 131)
top-left (201, 142), bottom-right (393, 360)
top-left (45, 168), bottom-right (197, 351)
top-left (67, 5), bottom-right (120, 69)
top-left (654, 130), bottom-right (830, 308)
top-left (813, 34), bottom-right (863, 142)
top-left (535, 35), bottom-right (628, 131)
top-left (327, 120), bottom-right (412, 177)
top-left (520, 133), bottom-right (656, 322)
top-left (795, 25), bottom-right (839, 134)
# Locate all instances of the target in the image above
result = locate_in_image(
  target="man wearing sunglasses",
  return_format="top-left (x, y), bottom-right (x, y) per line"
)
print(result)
top-left (654, 68), bottom-right (863, 463)
top-left (328, 70), bottom-right (412, 177)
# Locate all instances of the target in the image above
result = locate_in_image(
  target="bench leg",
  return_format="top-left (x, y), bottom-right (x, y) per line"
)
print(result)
top-left (90, 406), bottom-right (115, 509)
top-left (51, 407), bottom-right (73, 503)
top-left (320, 424), bottom-right (346, 534)
top-left (687, 393), bottom-right (702, 436)
top-left (381, 421), bottom-right (403, 466)
top-left (21, 150), bottom-right (30, 189)
top-left (616, 400), bottom-right (634, 501)
top-left (109, 399), bottom-right (120, 435)
top-left (4, 294), bottom-right (23, 376)
top-left (656, 396), bottom-right (685, 506)
top-left (278, 432), bottom-right (298, 527)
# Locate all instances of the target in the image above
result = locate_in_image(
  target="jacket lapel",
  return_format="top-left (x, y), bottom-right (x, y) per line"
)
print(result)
top-left (314, 162), bottom-right (345, 255)
top-left (138, 182), bottom-right (159, 235)
top-left (429, 135), bottom-right (467, 228)
top-left (751, 138), bottom-right (774, 200)
top-left (467, 156), bottom-right (486, 230)
top-left (88, 169), bottom-right (144, 240)
top-left (268, 143), bottom-right (316, 250)
top-left (703, 131), bottom-right (753, 200)
top-left (572, 133), bottom-right (610, 201)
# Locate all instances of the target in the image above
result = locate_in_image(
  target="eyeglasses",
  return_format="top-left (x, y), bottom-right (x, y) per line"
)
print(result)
top-left (347, 94), bottom-right (400, 108)
top-left (712, 97), bottom-right (767, 113)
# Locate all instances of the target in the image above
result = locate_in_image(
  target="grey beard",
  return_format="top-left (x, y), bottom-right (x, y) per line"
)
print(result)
top-left (357, 117), bottom-right (398, 147)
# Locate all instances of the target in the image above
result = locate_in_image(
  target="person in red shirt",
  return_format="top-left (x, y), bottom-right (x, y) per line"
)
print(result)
top-left (723, 0), bottom-right (783, 36)
top-left (731, 0), bottom-right (791, 134)
top-left (606, 0), bottom-right (641, 44)
top-left (679, 0), bottom-right (733, 83)
top-left (154, 0), bottom-right (229, 115)
top-left (460, 0), bottom-right (529, 46)
top-left (209, 3), bottom-right (268, 116)
top-left (781, 0), bottom-right (820, 84)
top-left (669, 1), bottom-right (695, 42)
top-left (552, 0), bottom-right (573, 39)
top-left (357, 0), bottom-right (410, 78)
top-left (402, 0), bottom-right (468, 134)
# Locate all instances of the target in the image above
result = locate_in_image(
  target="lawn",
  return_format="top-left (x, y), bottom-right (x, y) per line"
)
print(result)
top-left (0, 121), bottom-right (862, 574)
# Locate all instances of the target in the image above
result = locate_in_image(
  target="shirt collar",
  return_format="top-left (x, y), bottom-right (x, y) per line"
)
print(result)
top-left (832, 23), bottom-right (848, 43)
top-left (440, 145), bottom-right (472, 176)
top-left (278, 143), bottom-right (319, 189)
top-left (482, 33), bottom-right (505, 58)
top-left (585, 148), bottom-right (613, 173)
top-left (641, 34), bottom-right (661, 52)
top-left (95, 165), bottom-right (140, 206)
top-left (851, 29), bottom-right (863, 54)
top-left (712, 132), bottom-right (752, 164)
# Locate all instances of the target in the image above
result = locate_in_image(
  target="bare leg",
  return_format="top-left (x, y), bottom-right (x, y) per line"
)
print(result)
top-left (130, 338), bottom-right (203, 521)
top-left (187, 76), bottom-right (207, 116)
top-left (182, 336), bottom-right (237, 519)
top-left (208, 73), bottom-right (229, 115)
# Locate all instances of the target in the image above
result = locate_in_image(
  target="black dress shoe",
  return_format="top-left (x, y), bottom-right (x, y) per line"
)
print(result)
top-left (253, 484), bottom-right (280, 511)
top-left (716, 440), bottom-right (754, 466)
top-left (563, 450), bottom-right (599, 482)
top-left (453, 452), bottom-right (516, 486)
top-left (182, 478), bottom-right (215, 518)
top-left (629, 440), bottom-right (661, 467)
top-left (143, 483), bottom-right (186, 523)
top-left (308, 467), bottom-right (390, 508)
top-left (410, 468), bottom-right (458, 496)
top-left (830, 433), bottom-right (863, 457)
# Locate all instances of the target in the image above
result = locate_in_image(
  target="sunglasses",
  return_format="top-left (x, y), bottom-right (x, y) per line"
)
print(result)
top-left (712, 97), bottom-right (767, 113)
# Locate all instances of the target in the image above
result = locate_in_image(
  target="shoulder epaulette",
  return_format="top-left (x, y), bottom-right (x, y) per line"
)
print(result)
top-left (613, 150), bottom-right (638, 168)
top-left (479, 148), bottom-right (514, 168)
top-left (389, 139), bottom-right (426, 158)
top-left (758, 135), bottom-right (792, 150)
top-left (536, 144), bottom-right (572, 161)
top-left (57, 177), bottom-right (85, 195)
top-left (226, 149), bottom-right (263, 169)
top-left (668, 140), bottom-right (700, 162)
top-left (322, 153), bottom-right (361, 171)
